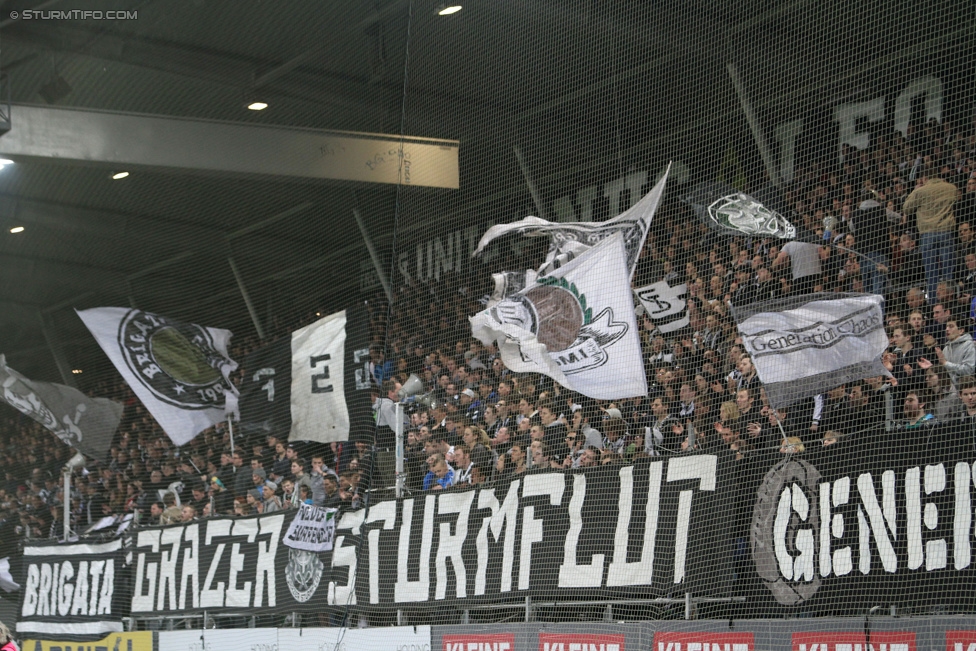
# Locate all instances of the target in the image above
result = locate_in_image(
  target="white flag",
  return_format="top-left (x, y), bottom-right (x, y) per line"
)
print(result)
top-left (76, 307), bottom-right (237, 446)
top-left (0, 556), bottom-right (19, 593)
top-left (289, 310), bottom-right (350, 443)
top-left (475, 166), bottom-right (669, 303)
top-left (471, 233), bottom-right (645, 400)
top-left (635, 280), bottom-right (689, 334)
top-left (734, 293), bottom-right (890, 409)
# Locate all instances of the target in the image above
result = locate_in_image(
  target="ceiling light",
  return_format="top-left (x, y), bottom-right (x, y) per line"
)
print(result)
top-left (247, 102), bottom-right (268, 111)
top-left (437, 5), bottom-right (462, 15)
top-left (71, 369), bottom-right (83, 374)
top-left (9, 226), bottom-right (24, 234)
top-left (112, 171), bottom-right (129, 180)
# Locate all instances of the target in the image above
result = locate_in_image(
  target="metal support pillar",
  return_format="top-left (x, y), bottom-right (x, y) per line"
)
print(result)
top-left (727, 63), bottom-right (781, 188)
top-left (394, 402), bottom-right (405, 497)
top-left (514, 146), bottom-right (549, 220)
top-left (352, 208), bottom-right (393, 303)
top-left (228, 256), bottom-right (266, 340)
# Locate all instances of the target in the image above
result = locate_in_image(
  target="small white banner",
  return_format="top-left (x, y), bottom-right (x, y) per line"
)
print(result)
top-left (283, 504), bottom-right (338, 552)
top-left (635, 280), bottom-right (689, 334)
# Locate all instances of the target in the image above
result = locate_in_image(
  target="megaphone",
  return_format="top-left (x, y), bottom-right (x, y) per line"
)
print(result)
top-left (397, 374), bottom-right (425, 401)
top-left (64, 452), bottom-right (86, 473)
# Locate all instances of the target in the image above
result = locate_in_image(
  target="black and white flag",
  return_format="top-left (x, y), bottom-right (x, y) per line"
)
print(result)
top-left (288, 311), bottom-right (349, 442)
top-left (76, 308), bottom-right (238, 446)
top-left (474, 166), bottom-right (669, 302)
top-left (682, 181), bottom-right (797, 240)
top-left (733, 293), bottom-right (889, 408)
top-left (18, 539), bottom-right (124, 637)
top-left (0, 354), bottom-right (122, 460)
top-left (472, 233), bottom-right (646, 399)
top-left (635, 281), bottom-right (689, 334)
top-left (240, 306), bottom-right (371, 444)
top-left (469, 169), bottom-right (668, 400)
top-left (239, 337), bottom-right (292, 438)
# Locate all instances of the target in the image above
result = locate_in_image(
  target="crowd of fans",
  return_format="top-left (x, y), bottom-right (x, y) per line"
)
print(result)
top-left (1, 117), bottom-right (976, 554)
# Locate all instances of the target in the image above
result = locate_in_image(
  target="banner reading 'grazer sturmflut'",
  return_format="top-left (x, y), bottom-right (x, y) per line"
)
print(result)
top-left (127, 511), bottom-right (330, 616)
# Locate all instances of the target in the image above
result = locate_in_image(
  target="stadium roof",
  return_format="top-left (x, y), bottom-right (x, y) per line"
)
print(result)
top-left (0, 0), bottom-right (971, 382)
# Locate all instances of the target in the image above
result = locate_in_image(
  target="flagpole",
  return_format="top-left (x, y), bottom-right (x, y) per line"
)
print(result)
top-left (63, 467), bottom-right (71, 542)
top-left (771, 410), bottom-right (789, 446)
top-left (394, 402), bottom-right (405, 498)
top-left (227, 415), bottom-right (236, 456)
top-left (63, 452), bottom-right (85, 542)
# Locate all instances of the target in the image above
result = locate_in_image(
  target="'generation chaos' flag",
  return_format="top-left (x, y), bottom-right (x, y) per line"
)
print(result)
top-left (733, 293), bottom-right (889, 409)
top-left (0, 354), bottom-right (122, 460)
top-left (76, 308), bottom-right (237, 446)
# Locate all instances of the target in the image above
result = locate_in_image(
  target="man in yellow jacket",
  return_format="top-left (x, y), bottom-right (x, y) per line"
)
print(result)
top-left (904, 164), bottom-right (959, 303)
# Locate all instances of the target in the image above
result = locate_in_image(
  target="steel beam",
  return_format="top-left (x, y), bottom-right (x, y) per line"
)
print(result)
top-left (227, 256), bottom-right (266, 340)
top-left (0, 104), bottom-right (460, 188)
top-left (352, 208), bottom-right (393, 303)
top-left (727, 63), bottom-right (781, 188)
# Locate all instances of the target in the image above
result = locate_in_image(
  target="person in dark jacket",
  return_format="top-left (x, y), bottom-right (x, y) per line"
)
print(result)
top-left (854, 194), bottom-right (894, 295)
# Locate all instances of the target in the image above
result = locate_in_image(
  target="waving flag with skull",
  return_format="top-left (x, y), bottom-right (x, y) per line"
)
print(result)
top-left (682, 180), bottom-right (797, 239)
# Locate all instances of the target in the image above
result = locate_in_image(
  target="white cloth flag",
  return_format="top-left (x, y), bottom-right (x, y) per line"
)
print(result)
top-left (635, 280), bottom-right (689, 334)
top-left (0, 556), bottom-right (19, 593)
top-left (471, 233), bottom-right (645, 399)
top-left (475, 165), bottom-right (669, 303)
top-left (289, 310), bottom-right (350, 443)
top-left (76, 307), bottom-right (238, 446)
top-left (734, 293), bottom-right (890, 409)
